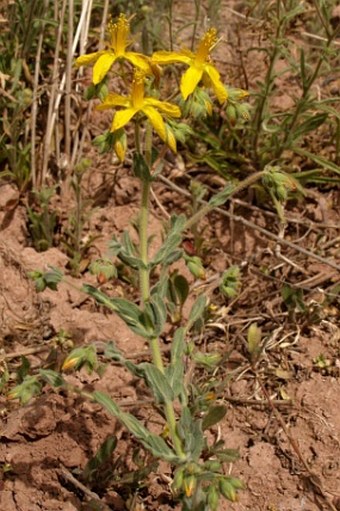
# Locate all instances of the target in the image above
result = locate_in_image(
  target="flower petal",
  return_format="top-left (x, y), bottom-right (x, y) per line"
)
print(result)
top-left (180, 66), bottom-right (203, 100)
top-left (96, 93), bottom-right (130, 110)
top-left (125, 52), bottom-right (151, 72)
top-left (112, 107), bottom-right (138, 131)
top-left (152, 50), bottom-right (192, 66)
top-left (93, 52), bottom-right (116, 84)
top-left (204, 64), bottom-right (227, 104)
top-left (75, 51), bottom-right (102, 67)
top-left (142, 106), bottom-right (166, 142)
top-left (145, 98), bottom-right (181, 118)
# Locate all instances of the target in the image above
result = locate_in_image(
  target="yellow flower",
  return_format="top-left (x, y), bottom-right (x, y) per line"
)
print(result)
top-left (152, 28), bottom-right (227, 104)
top-left (76, 14), bottom-right (150, 84)
top-left (96, 70), bottom-right (181, 152)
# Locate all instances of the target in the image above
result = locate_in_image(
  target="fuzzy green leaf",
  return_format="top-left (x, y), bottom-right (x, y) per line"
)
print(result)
top-left (140, 363), bottom-right (174, 403)
top-left (92, 391), bottom-right (179, 461)
top-left (187, 295), bottom-right (207, 330)
top-left (133, 153), bottom-right (151, 182)
top-left (202, 405), bottom-right (227, 430)
top-left (83, 285), bottom-right (155, 338)
top-left (292, 147), bottom-right (340, 175)
top-left (39, 369), bottom-right (65, 387)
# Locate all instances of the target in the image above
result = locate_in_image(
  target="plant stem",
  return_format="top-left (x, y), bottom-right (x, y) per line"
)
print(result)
top-left (139, 122), bottom-right (152, 304)
top-left (137, 124), bottom-right (186, 460)
top-left (139, 177), bottom-right (151, 304)
top-left (185, 171), bottom-right (265, 230)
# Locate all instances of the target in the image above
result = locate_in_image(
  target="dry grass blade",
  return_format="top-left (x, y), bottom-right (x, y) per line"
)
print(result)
top-left (41, 0), bottom-right (93, 186)
top-left (31, 0), bottom-right (49, 188)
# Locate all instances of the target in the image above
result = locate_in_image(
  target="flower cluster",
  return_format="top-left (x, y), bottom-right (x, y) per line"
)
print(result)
top-left (76, 14), bottom-right (232, 161)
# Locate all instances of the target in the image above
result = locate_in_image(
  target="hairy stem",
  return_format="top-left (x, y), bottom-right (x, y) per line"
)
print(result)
top-left (185, 171), bottom-right (265, 230)
top-left (137, 124), bottom-right (185, 460)
top-left (139, 178), bottom-right (151, 304)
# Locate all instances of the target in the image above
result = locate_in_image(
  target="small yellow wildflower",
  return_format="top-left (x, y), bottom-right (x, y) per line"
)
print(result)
top-left (76, 14), bottom-right (150, 84)
top-left (152, 28), bottom-right (227, 104)
top-left (96, 70), bottom-right (181, 153)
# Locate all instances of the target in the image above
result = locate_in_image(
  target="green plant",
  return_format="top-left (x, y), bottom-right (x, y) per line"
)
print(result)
top-left (0, 0), bottom-right (52, 192)
top-left (62, 159), bottom-right (99, 276)
top-left (27, 187), bottom-right (58, 251)
top-left (11, 12), bottom-right (295, 510)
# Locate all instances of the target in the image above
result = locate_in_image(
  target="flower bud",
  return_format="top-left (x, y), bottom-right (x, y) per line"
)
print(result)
top-left (183, 475), bottom-right (197, 497)
top-left (236, 103), bottom-right (250, 121)
top-left (204, 460), bottom-right (222, 472)
top-left (227, 87), bottom-right (249, 101)
top-left (226, 104), bottom-right (237, 126)
top-left (207, 485), bottom-right (219, 511)
top-left (172, 467), bottom-right (184, 493)
top-left (185, 255), bottom-right (206, 280)
top-left (219, 479), bottom-right (237, 502)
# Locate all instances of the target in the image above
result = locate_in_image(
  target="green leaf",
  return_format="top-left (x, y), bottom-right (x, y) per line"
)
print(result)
top-left (140, 363), bottom-right (174, 403)
top-left (92, 391), bottom-right (179, 462)
top-left (290, 113), bottom-right (327, 142)
top-left (170, 274), bottom-right (190, 307)
top-left (17, 356), bottom-right (30, 383)
top-left (82, 436), bottom-right (117, 482)
top-left (145, 435), bottom-right (180, 461)
top-left (39, 369), bottom-right (65, 387)
top-left (193, 351), bottom-right (222, 369)
top-left (44, 266), bottom-right (63, 287)
top-left (109, 232), bottom-right (144, 270)
top-left (282, 284), bottom-right (306, 312)
top-left (300, 48), bottom-right (307, 88)
top-left (83, 285), bottom-right (155, 338)
top-left (208, 182), bottom-right (237, 208)
top-left (166, 364), bottom-right (185, 399)
top-left (92, 391), bottom-right (121, 415)
top-left (8, 376), bottom-right (42, 405)
top-left (104, 342), bottom-right (144, 378)
top-left (133, 152), bottom-right (151, 182)
top-left (187, 295), bottom-right (207, 330)
top-left (152, 215), bottom-right (186, 266)
top-left (171, 327), bottom-right (186, 365)
top-left (202, 406), bottom-right (227, 430)
top-left (144, 294), bottom-right (167, 336)
top-left (167, 327), bottom-right (186, 398)
top-left (177, 407), bottom-right (204, 460)
top-left (217, 448), bottom-right (240, 463)
top-left (292, 147), bottom-right (340, 175)
top-left (151, 274), bottom-right (169, 299)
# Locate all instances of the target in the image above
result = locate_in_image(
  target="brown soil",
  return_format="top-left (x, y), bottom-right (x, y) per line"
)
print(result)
top-left (1, 2), bottom-right (339, 511)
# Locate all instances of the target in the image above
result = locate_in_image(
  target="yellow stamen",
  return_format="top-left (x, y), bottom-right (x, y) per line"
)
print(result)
top-left (131, 70), bottom-right (145, 108)
top-left (108, 14), bottom-right (129, 55)
top-left (195, 28), bottom-right (217, 65)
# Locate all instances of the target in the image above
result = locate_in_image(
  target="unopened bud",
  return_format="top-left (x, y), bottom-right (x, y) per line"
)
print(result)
top-left (183, 475), bottom-right (197, 497)
top-left (186, 255), bottom-right (206, 280)
top-left (207, 485), bottom-right (219, 511)
top-left (219, 479), bottom-right (237, 502)
top-left (226, 104), bottom-right (237, 126)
